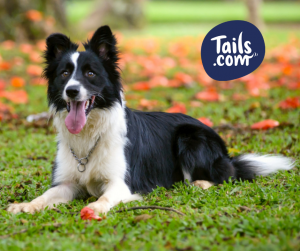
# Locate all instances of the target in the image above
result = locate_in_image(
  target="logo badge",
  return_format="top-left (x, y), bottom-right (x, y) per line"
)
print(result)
top-left (201, 20), bottom-right (265, 81)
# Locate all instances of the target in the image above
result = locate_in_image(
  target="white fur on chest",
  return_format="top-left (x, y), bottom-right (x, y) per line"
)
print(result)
top-left (51, 102), bottom-right (128, 197)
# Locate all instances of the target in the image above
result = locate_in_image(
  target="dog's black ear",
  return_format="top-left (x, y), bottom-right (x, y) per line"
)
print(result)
top-left (86, 25), bottom-right (118, 61)
top-left (45, 33), bottom-right (78, 62)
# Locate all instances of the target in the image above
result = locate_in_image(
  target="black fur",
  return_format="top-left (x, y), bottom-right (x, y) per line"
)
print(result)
top-left (44, 25), bottom-right (257, 194)
top-left (124, 110), bottom-right (255, 193)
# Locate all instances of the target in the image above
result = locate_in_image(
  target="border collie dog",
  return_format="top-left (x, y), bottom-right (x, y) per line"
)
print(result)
top-left (8, 26), bottom-right (294, 215)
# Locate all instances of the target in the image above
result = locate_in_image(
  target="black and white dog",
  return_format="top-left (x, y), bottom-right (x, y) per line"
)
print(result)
top-left (8, 26), bottom-right (294, 215)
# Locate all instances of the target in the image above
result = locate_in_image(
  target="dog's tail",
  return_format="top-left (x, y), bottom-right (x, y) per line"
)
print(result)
top-left (231, 154), bottom-right (295, 180)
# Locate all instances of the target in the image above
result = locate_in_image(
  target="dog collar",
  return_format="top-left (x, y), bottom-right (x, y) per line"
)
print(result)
top-left (69, 136), bottom-right (100, 172)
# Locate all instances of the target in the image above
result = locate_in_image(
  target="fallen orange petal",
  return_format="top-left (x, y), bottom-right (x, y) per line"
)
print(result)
top-left (139, 99), bottom-right (158, 110)
top-left (149, 76), bottom-right (169, 87)
top-left (30, 77), bottom-right (47, 86)
top-left (36, 40), bottom-right (46, 51)
top-left (0, 61), bottom-right (12, 71)
top-left (11, 77), bottom-right (25, 88)
top-left (25, 10), bottom-right (43, 22)
top-left (251, 119), bottom-right (279, 130)
top-left (20, 44), bottom-right (34, 54)
top-left (166, 103), bottom-right (187, 114)
top-left (29, 51), bottom-right (43, 63)
top-left (80, 207), bottom-right (102, 221)
top-left (26, 65), bottom-right (43, 76)
top-left (195, 91), bottom-right (219, 102)
top-left (174, 72), bottom-right (193, 84)
top-left (0, 79), bottom-right (6, 90)
top-left (0, 90), bottom-right (28, 104)
top-left (198, 117), bottom-right (213, 127)
top-left (132, 82), bottom-right (151, 91)
top-left (279, 97), bottom-right (300, 110)
top-left (2, 40), bottom-right (15, 50)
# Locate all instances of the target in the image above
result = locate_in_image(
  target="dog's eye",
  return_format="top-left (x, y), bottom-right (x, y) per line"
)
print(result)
top-left (86, 71), bottom-right (95, 78)
top-left (62, 71), bottom-right (69, 78)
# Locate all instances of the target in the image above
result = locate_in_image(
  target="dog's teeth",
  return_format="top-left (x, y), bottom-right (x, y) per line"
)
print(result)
top-left (85, 100), bottom-right (89, 109)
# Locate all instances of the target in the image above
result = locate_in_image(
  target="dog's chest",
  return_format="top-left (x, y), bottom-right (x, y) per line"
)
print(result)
top-left (52, 104), bottom-right (128, 194)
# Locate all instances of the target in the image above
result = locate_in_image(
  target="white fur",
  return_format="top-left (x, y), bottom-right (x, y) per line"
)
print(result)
top-left (240, 154), bottom-right (295, 176)
top-left (182, 170), bottom-right (192, 182)
top-left (63, 52), bottom-right (89, 101)
top-left (8, 101), bottom-right (142, 214)
top-left (7, 183), bottom-right (80, 214)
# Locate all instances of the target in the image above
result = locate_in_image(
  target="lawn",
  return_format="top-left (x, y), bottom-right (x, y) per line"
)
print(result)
top-left (0, 2), bottom-right (300, 250)
top-left (67, 1), bottom-right (300, 24)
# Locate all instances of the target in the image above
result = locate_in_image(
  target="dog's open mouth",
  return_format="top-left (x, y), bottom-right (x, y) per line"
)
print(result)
top-left (65, 96), bottom-right (95, 134)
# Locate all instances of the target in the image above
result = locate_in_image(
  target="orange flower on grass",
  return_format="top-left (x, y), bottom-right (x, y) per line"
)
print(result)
top-left (0, 90), bottom-right (28, 104)
top-left (0, 79), bottom-right (6, 90)
top-left (132, 82), bottom-right (151, 91)
top-left (198, 117), bottom-right (213, 127)
top-left (2, 40), bottom-right (15, 50)
top-left (166, 103), bottom-right (187, 114)
top-left (279, 97), bottom-right (300, 110)
top-left (29, 51), bottom-right (43, 63)
top-left (138, 99), bottom-right (158, 110)
top-left (36, 40), bottom-right (46, 51)
top-left (25, 10), bottom-right (42, 22)
top-left (282, 64), bottom-right (293, 76)
top-left (20, 44), bottom-right (33, 54)
top-left (174, 72), bottom-right (193, 84)
top-left (251, 119), bottom-right (279, 130)
top-left (30, 77), bottom-right (47, 86)
top-left (26, 65), bottom-right (43, 76)
top-left (195, 87), bottom-right (220, 102)
top-left (11, 77), bottom-right (25, 87)
top-left (149, 76), bottom-right (169, 88)
top-left (80, 207), bottom-right (102, 221)
top-left (0, 61), bottom-right (12, 71)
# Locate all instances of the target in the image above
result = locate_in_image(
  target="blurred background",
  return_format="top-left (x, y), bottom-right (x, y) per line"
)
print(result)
top-left (0, 0), bottom-right (299, 131)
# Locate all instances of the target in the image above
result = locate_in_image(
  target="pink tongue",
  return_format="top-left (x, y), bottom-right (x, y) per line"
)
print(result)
top-left (65, 101), bottom-right (86, 134)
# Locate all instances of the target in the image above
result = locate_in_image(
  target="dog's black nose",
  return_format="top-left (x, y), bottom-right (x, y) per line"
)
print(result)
top-left (66, 85), bottom-right (80, 98)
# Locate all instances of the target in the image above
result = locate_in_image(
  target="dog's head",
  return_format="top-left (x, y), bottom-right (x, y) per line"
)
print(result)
top-left (43, 25), bottom-right (122, 134)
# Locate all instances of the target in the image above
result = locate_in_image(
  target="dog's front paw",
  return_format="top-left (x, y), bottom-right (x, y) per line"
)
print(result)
top-left (86, 197), bottom-right (111, 215)
top-left (7, 201), bottom-right (45, 214)
top-left (192, 180), bottom-right (215, 190)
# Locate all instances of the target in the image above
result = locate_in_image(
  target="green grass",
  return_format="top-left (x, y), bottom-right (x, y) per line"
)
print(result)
top-left (146, 1), bottom-right (300, 24)
top-left (67, 1), bottom-right (300, 24)
top-left (0, 81), bottom-right (299, 250)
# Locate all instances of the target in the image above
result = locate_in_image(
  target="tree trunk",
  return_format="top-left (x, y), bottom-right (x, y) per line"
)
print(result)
top-left (81, 0), bottom-right (145, 31)
top-left (245, 0), bottom-right (265, 30)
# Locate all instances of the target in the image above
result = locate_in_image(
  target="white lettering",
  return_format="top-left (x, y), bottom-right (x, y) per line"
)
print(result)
top-left (222, 42), bottom-right (231, 54)
top-left (216, 55), bottom-right (224, 66)
top-left (225, 55), bottom-right (233, 66)
top-left (238, 32), bottom-right (243, 54)
top-left (211, 35), bottom-right (227, 54)
top-left (244, 41), bottom-right (252, 54)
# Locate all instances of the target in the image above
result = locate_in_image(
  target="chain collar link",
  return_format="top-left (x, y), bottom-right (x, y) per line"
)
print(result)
top-left (69, 136), bottom-right (100, 172)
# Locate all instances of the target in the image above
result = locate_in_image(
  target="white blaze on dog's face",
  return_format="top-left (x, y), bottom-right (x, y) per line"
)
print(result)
top-left (43, 26), bottom-right (122, 134)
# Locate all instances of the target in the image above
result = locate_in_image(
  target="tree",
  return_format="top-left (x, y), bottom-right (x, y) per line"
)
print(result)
top-left (81, 0), bottom-right (145, 31)
top-left (0, 0), bottom-right (67, 42)
top-left (245, 0), bottom-right (265, 30)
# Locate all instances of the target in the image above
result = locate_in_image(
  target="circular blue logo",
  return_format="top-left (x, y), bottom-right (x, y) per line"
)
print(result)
top-left (201, 20), bottom-right (265, 81)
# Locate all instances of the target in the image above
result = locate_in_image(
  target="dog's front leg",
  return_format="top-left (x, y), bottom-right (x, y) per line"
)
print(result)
top-left (86, 179), bottom-right (142, 215)
top-left (7, 183), bottom-right (79, 214)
